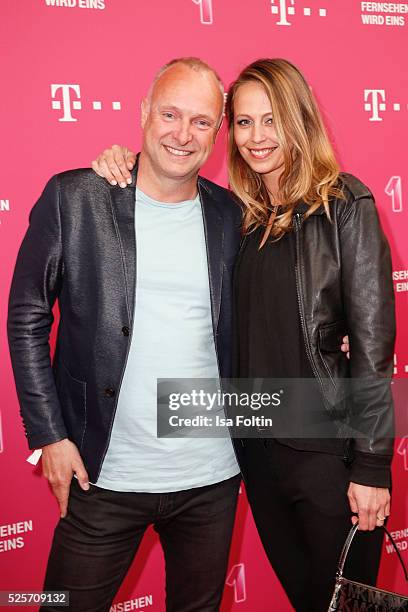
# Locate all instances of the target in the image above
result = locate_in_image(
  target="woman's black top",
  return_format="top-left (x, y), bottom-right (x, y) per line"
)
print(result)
top-left (235, 224), bottom-right (345, 455)
top-left (234, 210), bottom-right (391, 488)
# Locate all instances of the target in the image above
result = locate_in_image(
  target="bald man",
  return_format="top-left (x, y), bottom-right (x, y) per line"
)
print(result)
top-left (8, 58), bottom-right (242, 612)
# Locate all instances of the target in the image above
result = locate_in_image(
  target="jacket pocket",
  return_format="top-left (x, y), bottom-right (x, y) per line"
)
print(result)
top-left (317, 320), bottom-right (349, 383)
top-left (55, 362), bottom-right (87, 450)
top-left (319, 320), bottom-right (346, 352)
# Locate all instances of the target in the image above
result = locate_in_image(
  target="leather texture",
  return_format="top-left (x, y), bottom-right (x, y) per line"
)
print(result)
top-left (293, 173), bottom-right (395, 459)
top-left (7, 161), bottom-right (242, 482)
top-left (8, 169), bottom-right (395, 482)
top-left (233, 173), bottom-right (395, 478)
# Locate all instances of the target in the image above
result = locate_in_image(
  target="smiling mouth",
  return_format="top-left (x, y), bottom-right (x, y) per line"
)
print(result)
top-left (249, 147), bottom-right (278, 159)
top-left (164, 145), bottom-right (194, 157)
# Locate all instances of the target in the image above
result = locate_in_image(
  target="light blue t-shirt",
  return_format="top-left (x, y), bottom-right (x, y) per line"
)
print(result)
top-left (96, 187), bottom-right (239, 492)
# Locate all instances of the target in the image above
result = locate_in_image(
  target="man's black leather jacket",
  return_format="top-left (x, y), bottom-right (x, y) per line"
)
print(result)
top-left (7, 163), bottom-right (242, 483)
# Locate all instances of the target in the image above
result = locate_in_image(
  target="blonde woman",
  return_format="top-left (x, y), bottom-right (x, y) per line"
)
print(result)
top-left (92, 58), bottom-right (395, 611)
top-left (224, 59), bottom-right (395, 611)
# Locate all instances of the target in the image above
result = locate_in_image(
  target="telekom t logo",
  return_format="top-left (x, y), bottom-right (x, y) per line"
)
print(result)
top-left (270, 0), bottom-right (327, 25)
top-left (271, 0), bottom-right (295, 25)
top-left (364, 89), bottom-right (386, 122)
top-left (51, 84), bottom-right (81, 122)
top-left (364, 89), bottom-right (407, 121)
top-left (51, 84), bottom-right (122, 122)
top-left (192, 0), bottom-right (213, 24)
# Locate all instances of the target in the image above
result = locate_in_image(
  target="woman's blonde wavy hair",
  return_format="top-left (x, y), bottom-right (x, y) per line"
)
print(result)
top-left (226, 58), bottom-right (344, 239)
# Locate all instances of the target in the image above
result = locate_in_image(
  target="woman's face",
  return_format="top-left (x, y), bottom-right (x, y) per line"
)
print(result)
top-left (233, 81), bottom-right (285, 182)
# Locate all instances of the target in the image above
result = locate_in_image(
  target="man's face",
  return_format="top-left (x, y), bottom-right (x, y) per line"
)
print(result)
top-left (141, 64), bottom-right (223, 182)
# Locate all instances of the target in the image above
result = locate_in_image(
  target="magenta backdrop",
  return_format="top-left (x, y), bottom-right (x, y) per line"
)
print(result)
top-left (1, 1), bottom-right (407, 610)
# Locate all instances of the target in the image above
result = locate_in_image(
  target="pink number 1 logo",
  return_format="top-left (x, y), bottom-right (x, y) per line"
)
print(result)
top-left (192, 0), bottom-right (213, 24)
top-left (397, 438), bottom-right (408, 471)
top-left (226, 563), bottom-right (246, 603)
top-left (385, 176), bottom-right (403, 212)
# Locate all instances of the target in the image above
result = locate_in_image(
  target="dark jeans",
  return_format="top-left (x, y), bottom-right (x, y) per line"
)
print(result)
top-left (243, 439), bottom-right (384, 612)
top-left (41, 474), bottom-right (240, 612)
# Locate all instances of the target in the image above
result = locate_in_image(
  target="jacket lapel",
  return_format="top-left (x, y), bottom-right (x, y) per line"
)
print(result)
top-left (109, 163), bottom-right (224, 333)
top-left (198, 178), bottom-right (224, 333)
top-left (109, 163), bottom-right (138, 324)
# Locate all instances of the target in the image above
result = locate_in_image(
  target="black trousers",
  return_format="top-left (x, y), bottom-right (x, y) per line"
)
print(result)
top-left (41, 475), bottom-right (240, 612)
top-left (242, 439), bottom-right (384, 612)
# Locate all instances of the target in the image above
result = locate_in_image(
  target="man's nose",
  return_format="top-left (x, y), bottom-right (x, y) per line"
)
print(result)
top-left (174, 119), bottom-right (193, 145)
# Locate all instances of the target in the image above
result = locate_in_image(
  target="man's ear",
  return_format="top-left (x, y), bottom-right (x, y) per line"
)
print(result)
top-left (141, 98), bottom-right (150, 128)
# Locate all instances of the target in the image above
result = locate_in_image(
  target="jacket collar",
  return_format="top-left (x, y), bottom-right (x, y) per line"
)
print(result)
top-left (108, 159), bottom-right (139, 323)
top-left (293, 201), bottom-right (326, 216)
top-left (109, 154), bottom-right (224, 333)
top-left (197, 177), bottom-right (224, 333)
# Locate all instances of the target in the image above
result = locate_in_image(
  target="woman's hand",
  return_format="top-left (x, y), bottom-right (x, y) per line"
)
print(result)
top-left (347, 482), bottom-right (390, 530)
top-left (341, 335), bottom-right (350, 359)
top-left (91, 144), bottom-right (136, 187)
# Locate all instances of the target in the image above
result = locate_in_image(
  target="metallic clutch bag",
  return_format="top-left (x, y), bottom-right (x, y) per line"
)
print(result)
top-left (328, 524), bottom-right (408, 611)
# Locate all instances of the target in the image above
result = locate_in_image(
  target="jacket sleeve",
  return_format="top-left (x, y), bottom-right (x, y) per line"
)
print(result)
top-left (7, 175), bottom-right (68, 449)
top-left (339, 191), bottom-right (396, 487)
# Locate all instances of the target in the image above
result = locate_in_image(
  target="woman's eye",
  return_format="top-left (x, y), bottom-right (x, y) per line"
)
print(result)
top-left (237, 119), bottom-right (250, 126)
top-left (265, 117), bottom-right (274, 125)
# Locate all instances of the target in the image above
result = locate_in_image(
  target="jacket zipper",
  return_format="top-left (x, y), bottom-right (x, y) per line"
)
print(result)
top-left (294, 213), bottom-right (324, 393)
top-left (238, 233), bottom-right (248, 255)
top-left (294, 213), bottom-right (351, 461)
top-left (236, 232), bottom-right (249, 450)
